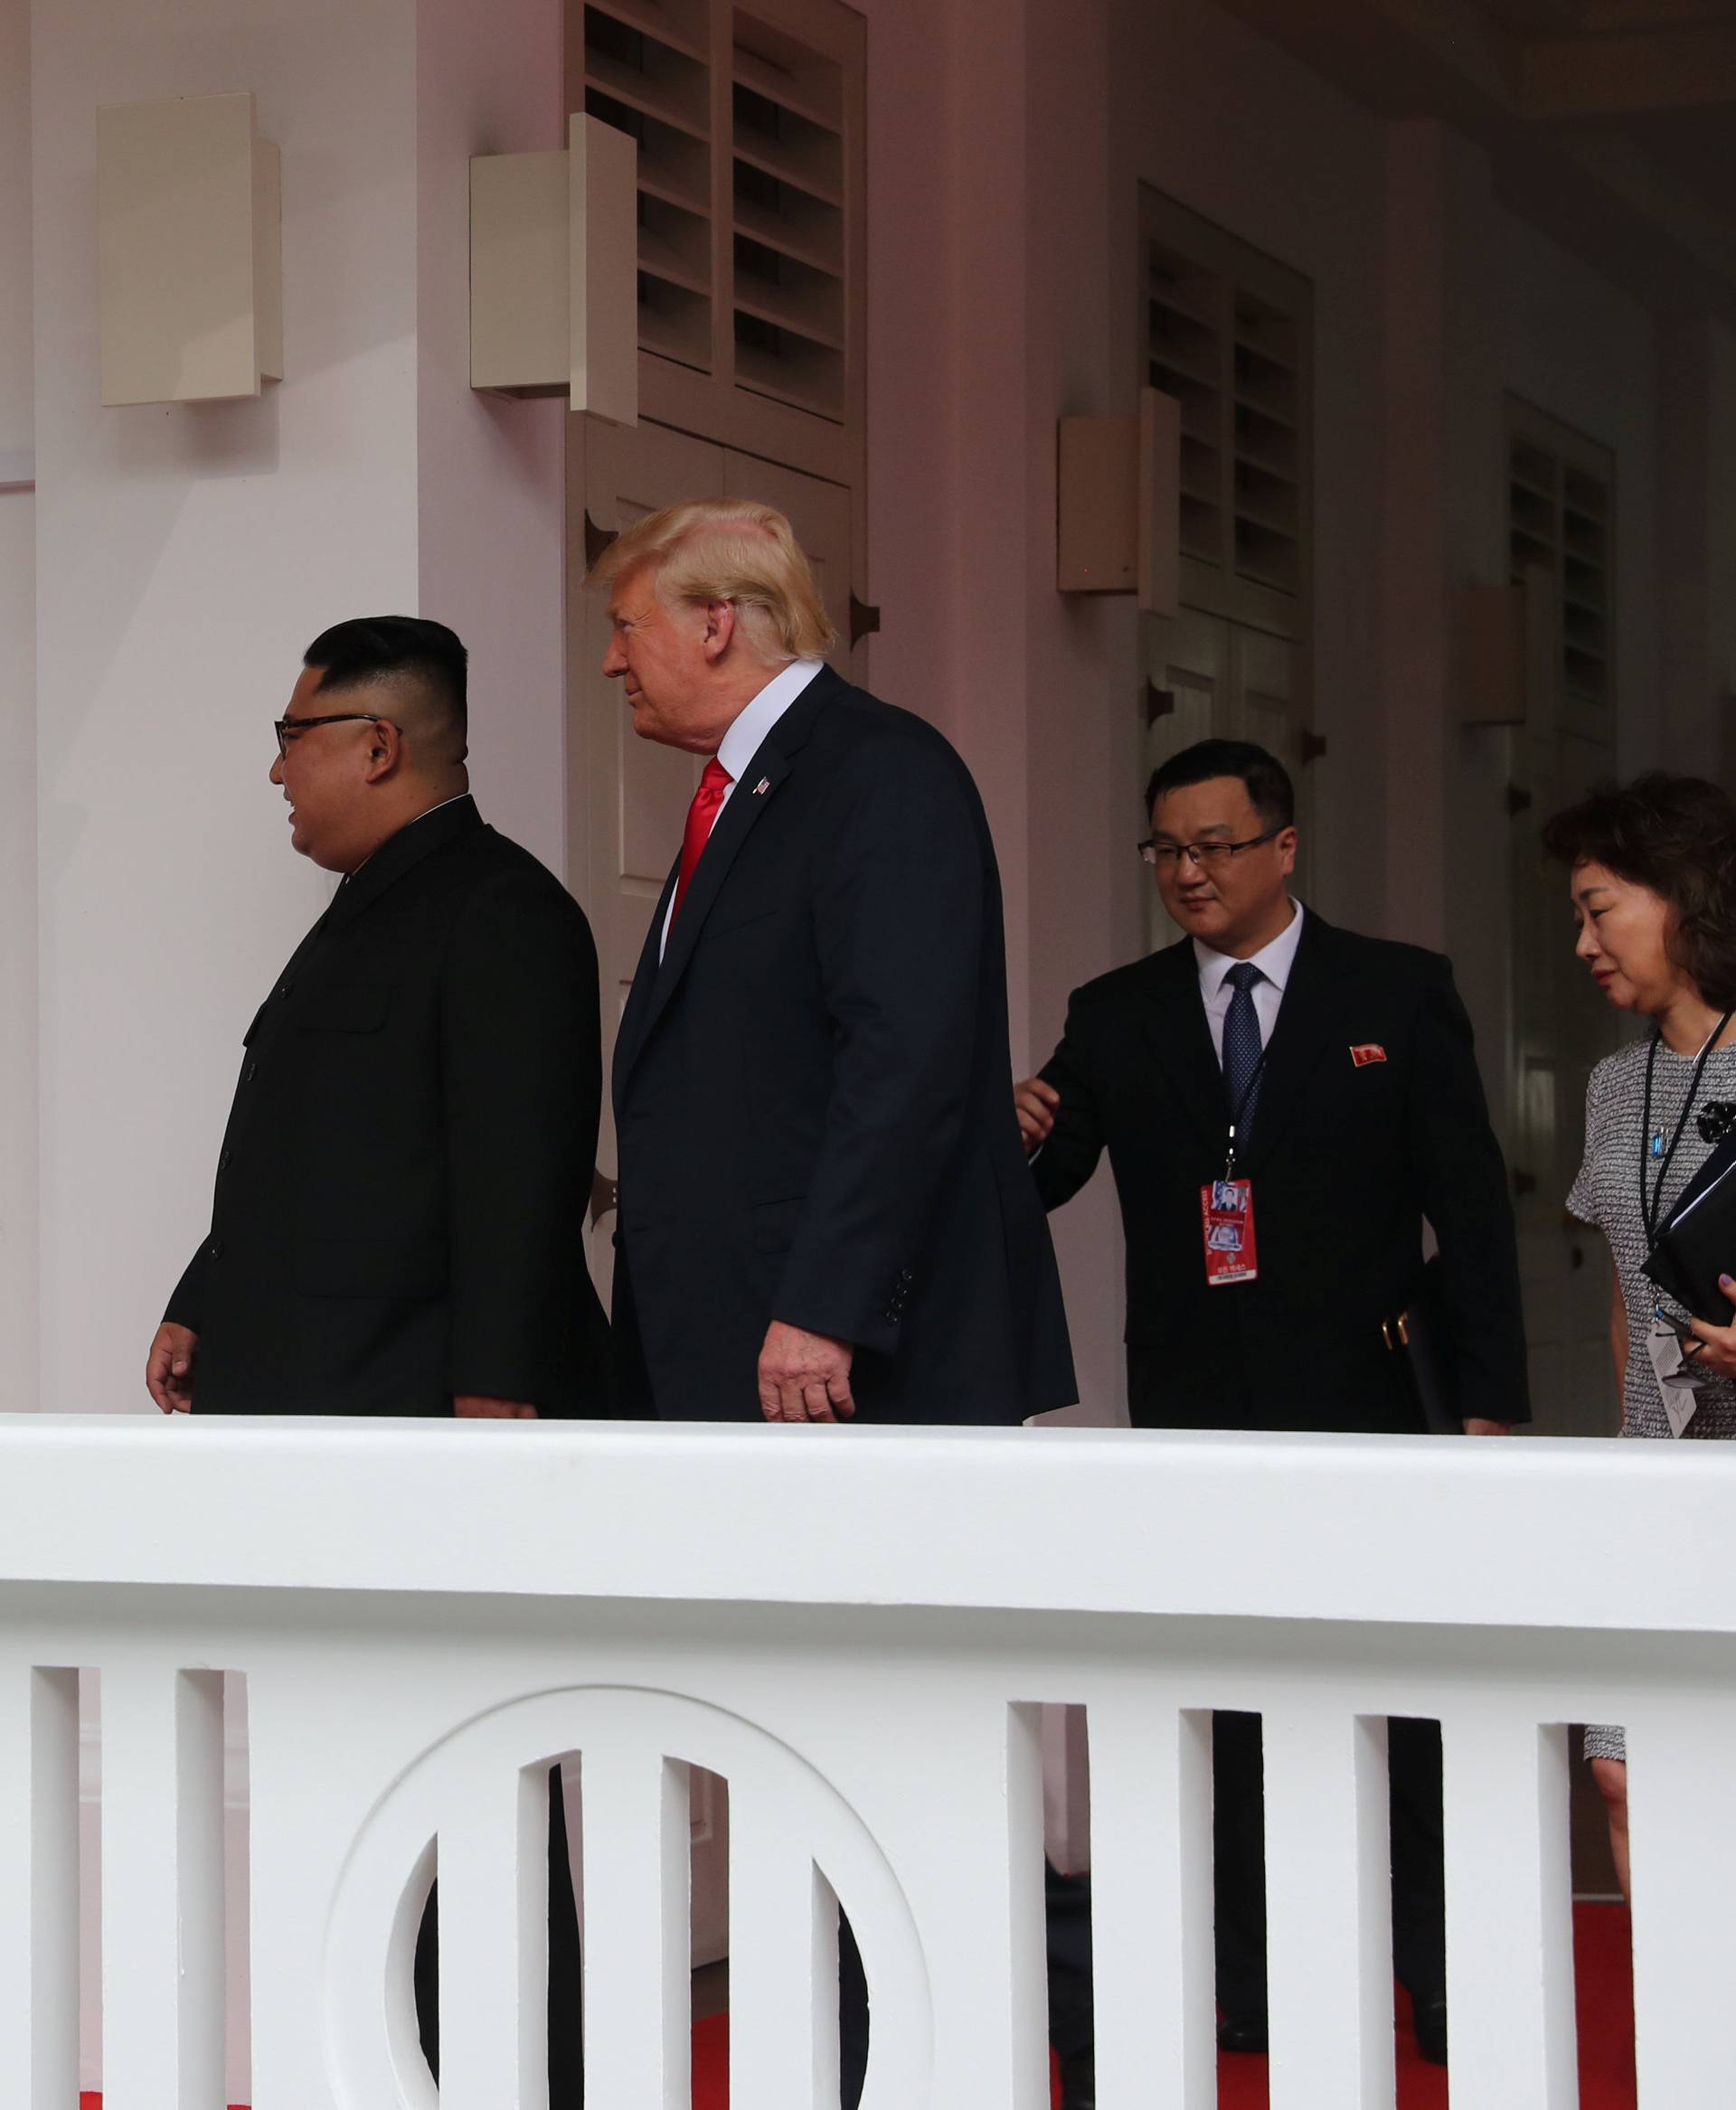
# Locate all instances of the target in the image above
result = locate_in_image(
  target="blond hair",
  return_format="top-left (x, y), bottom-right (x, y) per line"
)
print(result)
top-left (589, 497), bottom-right (838, 664)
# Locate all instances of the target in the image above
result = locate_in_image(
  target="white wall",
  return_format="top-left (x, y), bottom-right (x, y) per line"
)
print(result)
top-left (415, 0), bottom-right (567, 871)
top-left (0, 0), bottom-right (37, 1416)
top-left (1109, 0), bottom-right (1392, 942)
top-left (854, 0), bottom-right (1707, 1418)
top-left (30, 0), bottom-right (564, 1412)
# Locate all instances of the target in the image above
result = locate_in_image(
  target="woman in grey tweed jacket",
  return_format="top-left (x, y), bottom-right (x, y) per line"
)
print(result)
top-left (1545, 773), bottom-right (1736, 1900)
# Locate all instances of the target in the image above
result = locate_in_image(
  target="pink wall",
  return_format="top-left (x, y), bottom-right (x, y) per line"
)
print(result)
top-left (415, 0), bottom-right (568, 871)
top-left (0, 0), bottom-right (36, 1414)
top-left (27, 0), bottom-right (568, 1418)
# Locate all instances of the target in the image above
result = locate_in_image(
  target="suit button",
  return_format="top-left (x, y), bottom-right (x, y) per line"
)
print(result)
top-left (218, 1151), bottom-right (232, 1173)
top-left (244, 1062), bottom-right (258, 1083)
top-left (207, 1240), bottom-right (223, 1261)
top-left (277, 981), bottom-right (293, 999)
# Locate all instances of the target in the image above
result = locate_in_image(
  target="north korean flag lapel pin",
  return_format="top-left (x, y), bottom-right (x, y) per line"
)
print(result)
top-left (1350, 1043), bottom-right (1387, 1068)
top-left (752, 777), bottom-right (771, 796)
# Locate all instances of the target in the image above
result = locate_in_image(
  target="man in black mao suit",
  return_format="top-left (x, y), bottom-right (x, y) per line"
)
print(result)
top-left (145, 617), bottom-right (607, 2103)
top-left (597, 499), bottom-right (1074, 1431)
top-left (1017, 739), bottom-right (1529, 2074)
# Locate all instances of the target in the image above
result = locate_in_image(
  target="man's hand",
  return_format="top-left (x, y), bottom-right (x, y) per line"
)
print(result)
top-left (146, 1323), bottom-right (199, 1414)
top-left (1684, 1274), bottom-right (1736, 1380)
top-left (758, 1322), bottom-right (855, 1423)
top-left (1463, 1418), bottom-right (1514, 1436)
top-left (1014, 1077), bottom-right (1060, 1156)
top-left (454, 1396), bottom-right (540, 1418)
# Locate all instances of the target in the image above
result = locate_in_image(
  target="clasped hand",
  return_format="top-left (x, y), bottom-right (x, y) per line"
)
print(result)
top-left (1685, 1274), bottom-right (1736, 1380)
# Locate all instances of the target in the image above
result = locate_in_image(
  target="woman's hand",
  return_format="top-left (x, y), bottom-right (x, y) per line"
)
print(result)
top-left (1684, 1275), bottom-right (1736, 1378)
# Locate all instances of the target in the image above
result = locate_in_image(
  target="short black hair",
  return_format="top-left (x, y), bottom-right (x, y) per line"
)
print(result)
top-left (1542, 772), bottom-right (1736, 1010)
top-left (1145, 739), bottom-right (1294, 830)
top-left (303, 616), bottom-right (468, 761)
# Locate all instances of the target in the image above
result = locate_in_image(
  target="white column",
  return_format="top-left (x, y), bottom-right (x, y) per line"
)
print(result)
top-left (0, 1666), bottom-right (80, 2108)
top-left (438, 1762), bottom-right (550, 2110)
top-left (1086, 1693), bottom-right (1215, 2110)
top-left (99, 1663), bottom-right (227, 2110)
top-left (0, 0), bottom-right (36, 1416)
top-left (1440, 1711), bottom-right (1578, 2110)
top-left (1262, 1706), bottom-right (1396, 2110)
top-left (916, 1700), bottom-right (1050, 2110)
top-left (1628, 1701), bottom-right (1736, 2108)
top-left (29, 0), bottom-right (565, 1412)
top-left (729, 1776), bottom-right (842, 2109)
top-left (579, 1746), bottom-right (692, 2110)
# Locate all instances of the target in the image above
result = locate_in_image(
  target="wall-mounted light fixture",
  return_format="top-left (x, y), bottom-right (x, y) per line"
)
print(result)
top-left (96, 90), bottom-right (281, 407)
top-left (470, 114), bottom-right (637, 426)
top-left (1056, 388), bottom-right (1181, 616)
top-left (1458, 564), bottom-right (1555, 727)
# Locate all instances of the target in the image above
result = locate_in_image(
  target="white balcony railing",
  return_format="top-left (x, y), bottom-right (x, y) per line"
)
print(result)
top-left (1, 1413), bottom-right (1731, 2109)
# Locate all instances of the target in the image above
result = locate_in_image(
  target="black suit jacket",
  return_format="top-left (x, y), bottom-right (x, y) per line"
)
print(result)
top-left (165, 796), bottom-right (612, 1416)
top-left (1033, 911), bottom-right (1529, 1433)
top-left (611, 665), bottom-right (1077, 1424)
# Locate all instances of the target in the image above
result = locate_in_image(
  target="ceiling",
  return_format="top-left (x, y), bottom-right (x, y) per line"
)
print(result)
top-left (1213, 0), bottom-right (1736, 316)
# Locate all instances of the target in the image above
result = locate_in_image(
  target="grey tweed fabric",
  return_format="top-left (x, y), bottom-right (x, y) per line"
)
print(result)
top-left (1568, 1035), bottom-right (1736, 1763)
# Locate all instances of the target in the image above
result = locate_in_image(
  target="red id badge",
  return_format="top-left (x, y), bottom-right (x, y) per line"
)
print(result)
top-left (1201, 1178), bottom-right (1258, 1285)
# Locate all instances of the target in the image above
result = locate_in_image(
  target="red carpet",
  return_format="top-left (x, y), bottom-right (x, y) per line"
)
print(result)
top-left (80, 1905), bottom-right (1637, 2110)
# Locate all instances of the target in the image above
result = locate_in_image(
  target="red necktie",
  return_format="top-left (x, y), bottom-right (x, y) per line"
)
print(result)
top-left (670, 757), bottom-right (733, 928)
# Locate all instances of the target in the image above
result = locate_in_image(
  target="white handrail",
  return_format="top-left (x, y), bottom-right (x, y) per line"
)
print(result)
top-left (0, 1416), bottom-right (1728, 2107)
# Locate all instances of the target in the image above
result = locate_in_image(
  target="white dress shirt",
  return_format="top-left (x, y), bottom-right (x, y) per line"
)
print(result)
top-left (659, 656), bottom-right (826, 957)
top-left (1194, 900), bottom-right (1305, 1065)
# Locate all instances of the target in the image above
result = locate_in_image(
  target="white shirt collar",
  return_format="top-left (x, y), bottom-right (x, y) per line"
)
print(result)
top-left (1194, 899), bottom-right (1305, 994)
top-left (716, 657), bottom-right (826, 783)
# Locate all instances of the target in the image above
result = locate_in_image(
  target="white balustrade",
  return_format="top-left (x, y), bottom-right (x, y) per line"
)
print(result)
top-left (0, 1413), bottom-right (1729, 2108)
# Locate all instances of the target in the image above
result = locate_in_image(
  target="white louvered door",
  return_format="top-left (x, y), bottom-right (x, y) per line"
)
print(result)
top-left (1505, 404), bottom-right (1621, 1439)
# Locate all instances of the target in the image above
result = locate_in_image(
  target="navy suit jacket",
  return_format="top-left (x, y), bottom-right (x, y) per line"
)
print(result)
top-left (1033, 912), bottom-right (1530, 1433)
top-left (611, 665), bottom-right (1077, 1424)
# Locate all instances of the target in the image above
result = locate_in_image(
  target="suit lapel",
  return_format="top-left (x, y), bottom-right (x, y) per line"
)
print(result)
top-left (1140, 940), bottom-right (1230, 1162)
top-left (613, 664), bottom-right (843, 1096)
top-left (611, 857), bottom-right (679, 1113)
top-left (1239, 911), bottom-right (1349, 1177)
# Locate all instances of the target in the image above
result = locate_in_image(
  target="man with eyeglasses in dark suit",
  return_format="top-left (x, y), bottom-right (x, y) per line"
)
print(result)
top-left (1014, 738), bottom-right (1529, 2080)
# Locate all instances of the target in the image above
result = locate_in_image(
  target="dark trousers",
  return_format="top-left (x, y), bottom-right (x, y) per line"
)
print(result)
top-left (414, 1765), bottom-right (585, 2105)
top-left (1213, 1710), bottom-right (1447, 2017)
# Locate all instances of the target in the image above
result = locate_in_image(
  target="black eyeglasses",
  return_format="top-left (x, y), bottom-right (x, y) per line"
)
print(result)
top-left (273, 712), bottom-right (398, 759)
top-left (1138, 827), bottom-right (1284, 870)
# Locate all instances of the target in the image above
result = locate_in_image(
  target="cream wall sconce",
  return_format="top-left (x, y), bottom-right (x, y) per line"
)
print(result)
top-left (1056, 387), bottom-right (1182, 616)
top-left (469, 114), bottom-right (638, 426)
top-left (96, 90), bottom-right (281, 408)
top-left (1458, 563), bottom-right (1555, 727)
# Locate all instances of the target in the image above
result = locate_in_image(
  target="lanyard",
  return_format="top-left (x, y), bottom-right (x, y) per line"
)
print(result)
top-left (1223, 1049), bottom-right (1269, 1180)
top-left (1640, 1011), bottom-right (1733, 1248)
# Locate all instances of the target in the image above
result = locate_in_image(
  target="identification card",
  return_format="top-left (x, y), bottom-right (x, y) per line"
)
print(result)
top-left (1201, 1179), bottom-right (1258, 1286)
top-left (1646, 1315), bottom-right (1703, 1437)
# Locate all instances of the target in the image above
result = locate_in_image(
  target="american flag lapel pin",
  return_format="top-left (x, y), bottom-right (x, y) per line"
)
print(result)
top-left (752, 777), bottom-right (771, 796)
top-left (1350, 1043), bottom-right (1387, 1068)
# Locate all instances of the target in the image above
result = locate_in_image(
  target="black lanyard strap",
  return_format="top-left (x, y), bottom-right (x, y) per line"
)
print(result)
top-left (1223, 1049), bottom-right (1269, 1178)
top-left (1640, 1010), bottom-right (1734, 1248)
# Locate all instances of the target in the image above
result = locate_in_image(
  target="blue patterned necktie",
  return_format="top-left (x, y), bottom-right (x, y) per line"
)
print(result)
top-left (1222, 961), bottom-right (1265, 1144)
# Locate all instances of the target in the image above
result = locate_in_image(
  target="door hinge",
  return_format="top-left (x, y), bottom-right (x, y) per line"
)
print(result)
top-left (849, 594), bottom-right (882, 647)
top-left (1146, 682), bottom-right (1175, 728)
top-left (583, 511), bottom-right (618, 571)
top-left (1513, 1167), bottom-right (1538, 1197)
top-left (1300, 729), bottom-right (1328, 767)
top-left (1505, 782), bottom-right (1533, 818)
